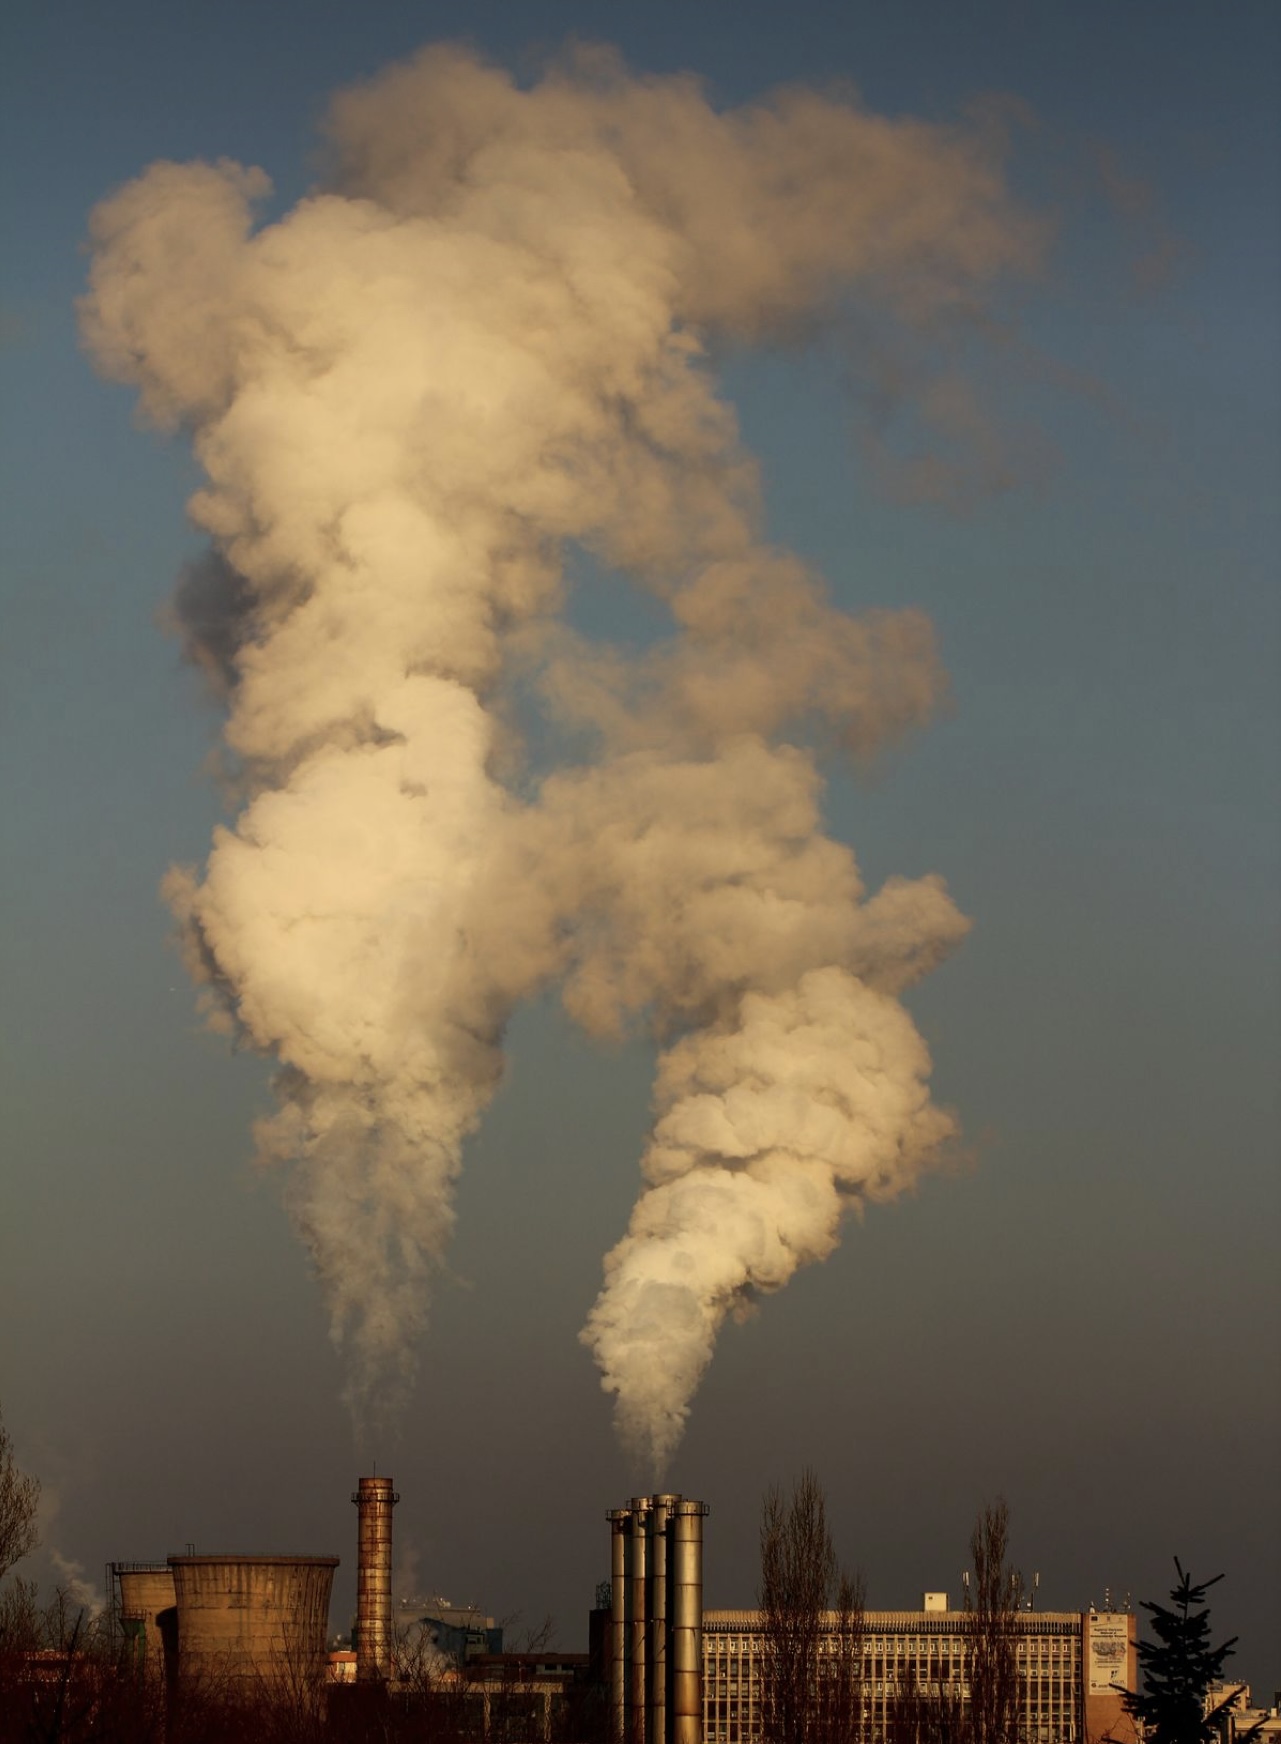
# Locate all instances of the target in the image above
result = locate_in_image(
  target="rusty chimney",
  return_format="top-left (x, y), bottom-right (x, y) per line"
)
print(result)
top-left (352, 1476), bottom-right (398, 1682)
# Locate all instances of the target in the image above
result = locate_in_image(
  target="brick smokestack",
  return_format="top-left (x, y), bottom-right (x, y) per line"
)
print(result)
top-left (352, 1476), bottom-right (398, 1681)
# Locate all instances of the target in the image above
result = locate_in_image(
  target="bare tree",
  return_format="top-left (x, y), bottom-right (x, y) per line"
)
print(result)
top-left (885, 1668), bottom-right (965, 1744)
top-left (815, 1567), bottom-right (867, 1744)
top-left (963, 1500), bottom-right (1023, 1744)
top-left (0, 1405), bottom-right (40, 1583)
top-left (759, 1468), bottom-right (864, 1744)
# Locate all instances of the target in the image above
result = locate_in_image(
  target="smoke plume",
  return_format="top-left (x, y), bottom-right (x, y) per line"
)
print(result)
top-left (81, 42), bottom-right (1039, 1460)
top-left (50, 1551), bottom-right (105, 1619)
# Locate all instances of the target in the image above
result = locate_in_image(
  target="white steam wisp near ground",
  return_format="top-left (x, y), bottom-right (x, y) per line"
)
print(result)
top-left (81, 42), bottom-right (1040, 1466)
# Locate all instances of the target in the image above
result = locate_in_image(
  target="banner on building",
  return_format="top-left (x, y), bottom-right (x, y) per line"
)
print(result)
top-left (1088, 1614), bottom-right (1131, 1694)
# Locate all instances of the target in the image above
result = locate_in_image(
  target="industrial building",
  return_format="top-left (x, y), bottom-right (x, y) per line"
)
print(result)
top-left (1205, 1684), bottom-right (1281, 1744)
top-left (393, 1595), bottom-right (506, 1661)
top-left (700, 1601), bottom-right (1138, 1744)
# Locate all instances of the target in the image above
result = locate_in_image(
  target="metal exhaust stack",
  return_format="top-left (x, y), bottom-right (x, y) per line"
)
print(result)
top-left (670, 1499), bottom-right (708, 1744)
top-left (629, 1496), bottom-right (651, 1744)
top-left (352, 1476), bottom-right (399, 1682)
top-left (609, 1510), bottom-right (631, 1742)
top-left (647, 1495), bottom-right (676, 1744)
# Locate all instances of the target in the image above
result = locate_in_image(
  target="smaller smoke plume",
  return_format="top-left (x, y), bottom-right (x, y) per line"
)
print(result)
top-left (50, 1551), bottom-right (105, 1618)
top-left (583, 967), bottom-right (962, 1472)
top-left (81, 40), bottom-right (1040, 1452)
top-left (31, 1484), bottom-right (106, 1618)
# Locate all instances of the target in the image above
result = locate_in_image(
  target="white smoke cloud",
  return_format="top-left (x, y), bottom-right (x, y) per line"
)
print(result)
top-left (583, 967), bottom-right (962, 1469)
top-left (50, 1551), bottom-right (105, 1619)
top-left (32, 1486), bottom-right (106, 1619)
top-left (80, 41), bottom-right (1040, 1455)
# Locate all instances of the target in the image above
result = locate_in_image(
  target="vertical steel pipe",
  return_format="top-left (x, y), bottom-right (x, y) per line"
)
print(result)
top-left (352, 1476), bottom-right (398, 1682)
top-left (670, 1499), bottom-right (707, 1744)
top-left (629, 1498), bottom-right (651, 1744)
top-left (648, 1495), bottom-right (676, 1744)
top-left (609, 1509), bottom-right (632, 1743)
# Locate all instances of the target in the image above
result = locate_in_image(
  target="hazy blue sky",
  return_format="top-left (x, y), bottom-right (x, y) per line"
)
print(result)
top-left (2, 0), bottom-right (1277, 1693)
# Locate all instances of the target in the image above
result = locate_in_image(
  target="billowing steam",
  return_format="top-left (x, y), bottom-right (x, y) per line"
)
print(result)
top-left (81, 42), bottom-right (1039, 1463)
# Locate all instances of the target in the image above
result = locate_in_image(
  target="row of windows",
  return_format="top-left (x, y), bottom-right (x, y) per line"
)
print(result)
top-left (703, 1685), bottom-right (1081, 1720)
top-left (706, 1636), bottom-right (1081, 1660)
top-left (707, 1658), bottom-right (1077, 1679)
top-left (705, 1729), bottom-right (1080, 1743)
top-left (706, 1622), bottom-right (1082, 1639)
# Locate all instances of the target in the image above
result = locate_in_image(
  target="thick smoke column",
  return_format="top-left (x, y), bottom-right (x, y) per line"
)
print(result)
top-left (81, 43), bottom-right (1039, 1452)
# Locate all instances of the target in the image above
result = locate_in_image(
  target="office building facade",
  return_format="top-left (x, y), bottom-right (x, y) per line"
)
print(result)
top-left (702, 1602), bottom-right (1137, 1744)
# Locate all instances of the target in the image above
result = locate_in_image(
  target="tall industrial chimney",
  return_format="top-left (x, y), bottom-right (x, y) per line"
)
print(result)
top-left (630, 1496), bottom-right (650, 1744)
top-left (607, 1494), bottom-right (707, 1744)
top-left (609, 1510), bottom-right (631, 1744)
top-left (352, 1476), bottom-right (398, 1682)
top-left (647, 1494), bottom-right (674, 1744)
top-left (669, 1498), bottom-right (707, 1744)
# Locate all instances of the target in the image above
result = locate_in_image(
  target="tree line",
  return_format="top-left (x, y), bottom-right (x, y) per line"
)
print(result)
top-left (758, 1471), bottom-right (1024, 1744)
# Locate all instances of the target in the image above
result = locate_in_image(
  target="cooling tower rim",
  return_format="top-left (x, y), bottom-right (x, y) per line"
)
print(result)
top-left (167, 1554), bottom-right (340, 1567)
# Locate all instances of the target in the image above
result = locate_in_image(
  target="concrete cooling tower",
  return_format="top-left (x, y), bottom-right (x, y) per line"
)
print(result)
top-left (115, 1563), bottom-right (177, 1678)
top-left (166, 1554), bottom-right (339, 1694)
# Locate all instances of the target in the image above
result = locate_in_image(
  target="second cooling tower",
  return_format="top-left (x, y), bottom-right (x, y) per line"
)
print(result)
top-left (608, 1494), bottom-right (707, 1744)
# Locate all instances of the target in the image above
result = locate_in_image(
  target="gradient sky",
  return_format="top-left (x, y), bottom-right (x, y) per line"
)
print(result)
top-left (2, 0), bottom-right (1278, 1694)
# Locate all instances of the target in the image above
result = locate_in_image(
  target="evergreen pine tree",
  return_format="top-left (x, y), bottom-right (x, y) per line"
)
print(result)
top-left (1125, 1560), bottom-right (1254, 1744)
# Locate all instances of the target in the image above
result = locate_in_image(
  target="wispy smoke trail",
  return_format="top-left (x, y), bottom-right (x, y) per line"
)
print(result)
top-left (81, 42), bottom-right (1040, 1456)
top-left (51, 1551), bottom-right (105, 1619)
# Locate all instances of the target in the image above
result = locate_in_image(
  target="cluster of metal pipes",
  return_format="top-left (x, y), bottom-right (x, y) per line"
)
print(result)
top-left (608, 1495), bottom-right (708, 1744)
